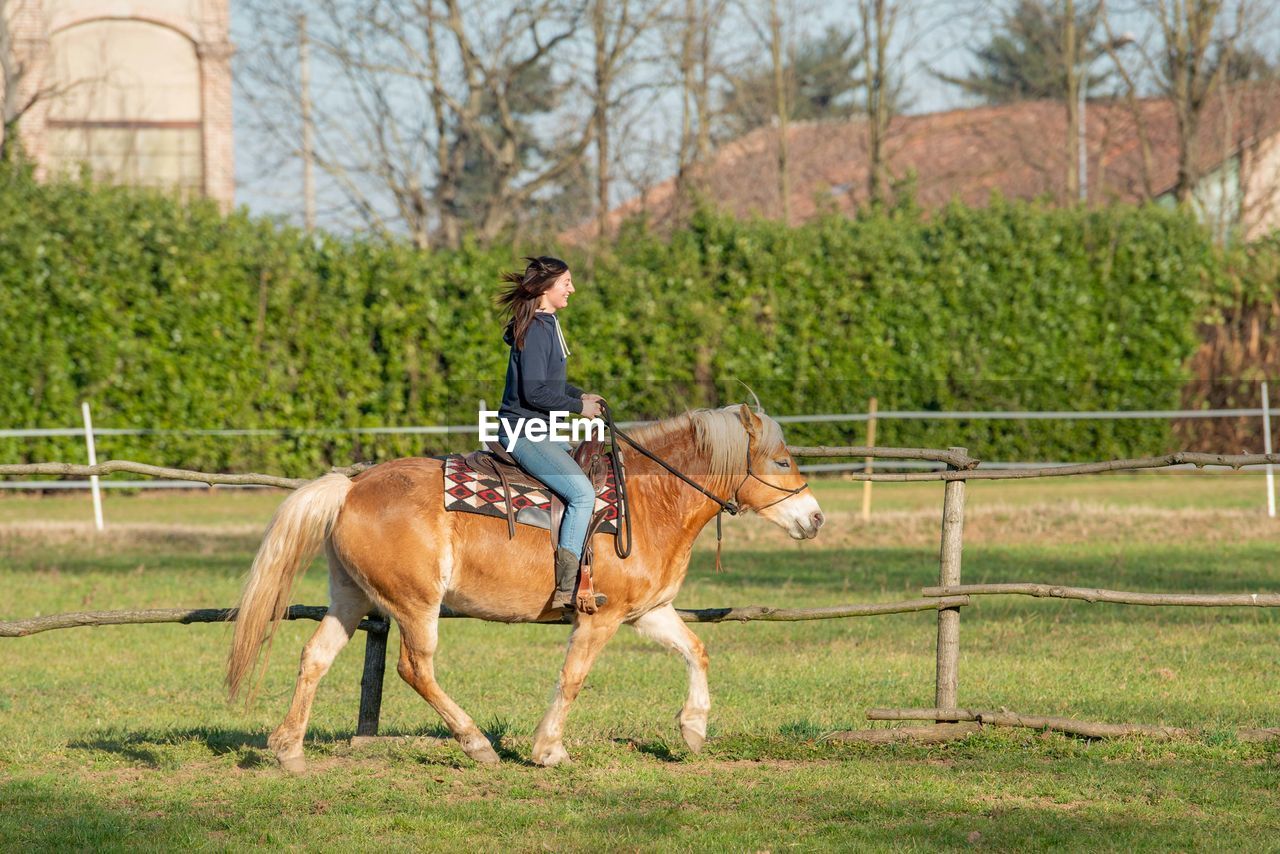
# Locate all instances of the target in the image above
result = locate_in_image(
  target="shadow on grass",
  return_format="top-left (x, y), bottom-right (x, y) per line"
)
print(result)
top-left (68, 723), bottom-right (479, 767)
top-left (67, 721), bottom-right (536, 770)
top-left (69, 726), bottom-right (268, 760)
top-left (614, 737), bottom-right (681, 762)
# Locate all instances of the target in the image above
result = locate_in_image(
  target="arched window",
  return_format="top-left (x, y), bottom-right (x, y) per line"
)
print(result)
top-left (45, 19), bottom-right (203, 193)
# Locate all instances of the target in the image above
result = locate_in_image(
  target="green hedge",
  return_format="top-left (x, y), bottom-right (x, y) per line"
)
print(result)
top-left (0, 163), bottom-right (1224, 475)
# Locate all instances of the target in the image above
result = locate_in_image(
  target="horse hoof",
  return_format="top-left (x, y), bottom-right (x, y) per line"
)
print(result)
top-left (462, 738), bottom-right (501, 765)
top-left (680, 724), bottom-right (706, 753)
top-left (276, 753), bottom-right (307, 774)
top-left (532, 743), bottom-right (570, 767)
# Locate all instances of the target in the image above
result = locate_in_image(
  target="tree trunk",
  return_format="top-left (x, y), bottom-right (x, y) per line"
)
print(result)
top-left (769, 0), bottom-right (790, 223)
top-left (593, 0), bottom-right (610, 238)
top-left (861, 0), bottom-right (893, 207)
top-left (1064, 0), bottom-right (1079, 202)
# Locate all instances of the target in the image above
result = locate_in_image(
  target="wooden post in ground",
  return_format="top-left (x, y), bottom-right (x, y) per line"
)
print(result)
top-left (861, 397), bottom-right (878, 521)
top-left (356, 616), bottom-right (389, 737)
top-left (934, 447), bottom-right (967, 715)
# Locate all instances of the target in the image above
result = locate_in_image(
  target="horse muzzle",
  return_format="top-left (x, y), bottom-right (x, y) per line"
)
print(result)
top-left (775, 495), bottom-right (825, 540)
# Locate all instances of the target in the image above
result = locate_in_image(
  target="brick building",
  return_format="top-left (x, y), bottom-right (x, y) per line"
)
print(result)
top-left (4, 0), bottom-right (234, 209)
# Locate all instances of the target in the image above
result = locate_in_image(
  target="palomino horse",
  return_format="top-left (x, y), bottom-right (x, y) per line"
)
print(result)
top-left (227, 404), bottom-right (824, 770)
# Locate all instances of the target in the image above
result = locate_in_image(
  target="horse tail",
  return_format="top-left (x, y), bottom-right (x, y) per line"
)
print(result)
top-left (227, 473), bottom-right (353, 702)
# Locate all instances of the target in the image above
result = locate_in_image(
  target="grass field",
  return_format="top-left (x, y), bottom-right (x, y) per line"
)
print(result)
top-left (2, 473), bottom-right (1279, 850)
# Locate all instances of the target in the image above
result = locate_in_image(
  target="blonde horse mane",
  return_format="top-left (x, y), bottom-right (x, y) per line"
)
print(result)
top-left (625, 405), bottom-right (784, 482)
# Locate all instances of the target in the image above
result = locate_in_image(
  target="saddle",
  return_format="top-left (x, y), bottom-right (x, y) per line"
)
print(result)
top-left (458, 440), bottom-right (620, 609)
top-left (461, 439), bottom-right (618, 555)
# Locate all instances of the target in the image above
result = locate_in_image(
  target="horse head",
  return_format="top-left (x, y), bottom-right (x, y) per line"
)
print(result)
top-left (725, 403), bottom-right (824, 540)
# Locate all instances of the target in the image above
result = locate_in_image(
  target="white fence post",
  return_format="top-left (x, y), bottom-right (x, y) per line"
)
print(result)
top-left (80, 402), bottom-right (104, 531)
top-left (1263, 382), bottom-right (1275, 519)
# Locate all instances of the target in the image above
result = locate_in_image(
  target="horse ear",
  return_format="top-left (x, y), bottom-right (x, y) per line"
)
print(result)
top-left (737, 403), bottom-right (761, 439)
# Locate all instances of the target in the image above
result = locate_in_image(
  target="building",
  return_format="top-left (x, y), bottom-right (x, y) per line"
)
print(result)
top-left (574, 84), bottom-right (1280, 243)
top-left (4, 0), bottom-right (233, 208)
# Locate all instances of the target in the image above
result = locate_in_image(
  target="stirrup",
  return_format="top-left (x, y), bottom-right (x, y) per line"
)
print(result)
top-left (565, 592), bottom-right (608, 614)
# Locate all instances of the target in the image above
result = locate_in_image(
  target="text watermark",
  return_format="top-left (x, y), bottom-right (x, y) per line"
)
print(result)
top-left (478, 410), bottom-right (606, 451)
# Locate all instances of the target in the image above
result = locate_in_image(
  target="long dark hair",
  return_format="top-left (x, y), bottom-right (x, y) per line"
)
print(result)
top-left (497, 256), bottom-right (570, 350)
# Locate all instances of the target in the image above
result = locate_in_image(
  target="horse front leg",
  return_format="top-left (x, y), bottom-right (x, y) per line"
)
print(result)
top-left (631, 604), bottom-right (710, 752)
top-left (532, 615), bottom-right (621, 767)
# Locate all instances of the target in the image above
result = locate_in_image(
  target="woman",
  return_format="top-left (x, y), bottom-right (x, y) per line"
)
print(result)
top-left (496, 256), bottom-right (605, 612)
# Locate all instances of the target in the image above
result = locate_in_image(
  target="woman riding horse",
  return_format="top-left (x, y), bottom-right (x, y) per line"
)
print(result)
top-left (495, 256), bottom-right (605, 613)
top-left (228, 403), bottom-right (824, 769)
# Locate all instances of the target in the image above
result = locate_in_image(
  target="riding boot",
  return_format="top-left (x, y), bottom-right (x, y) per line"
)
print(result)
top-left (550, 547), bottom-right (579, 610)
top-left (550, 546), bottom-right (608, 612)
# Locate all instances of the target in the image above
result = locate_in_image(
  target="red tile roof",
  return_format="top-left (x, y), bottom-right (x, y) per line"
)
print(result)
top-left (569, 83), bottom-right (1280, 240)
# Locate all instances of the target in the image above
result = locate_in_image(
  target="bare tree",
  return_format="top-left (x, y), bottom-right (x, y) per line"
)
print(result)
top-left (586, 0), bottom-right (666, 238)
top-left (1063, 0), bottom-right (1080, 199)
top-left (728, 0), bottom-right (798, 221)
top-left (1, 0), bottom-right (45, 162)
top-left (239, 0), bottom-right (597, 248)
top-left (1100, 10), bottom-right (1158, 197)
top-left (770, 0), bottom-right (791, 222)
top-left (1105, 0), bottom-right (1267, 206)
top-left (857, 0), bottom-right (899, 206)
top-left (670, 0), bottom-right (728, 203)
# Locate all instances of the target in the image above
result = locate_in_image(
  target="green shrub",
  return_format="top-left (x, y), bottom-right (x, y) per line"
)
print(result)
top-left (0, 164), bottom-right (1229, 474)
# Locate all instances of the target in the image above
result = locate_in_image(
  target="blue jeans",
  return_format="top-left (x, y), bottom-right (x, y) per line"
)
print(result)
top-left (502, 431), bottom-right (595, 558)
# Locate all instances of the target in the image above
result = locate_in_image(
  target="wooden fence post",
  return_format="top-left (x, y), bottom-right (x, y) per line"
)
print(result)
top-left (934, 447), bottom-right (967, 714)
top-left (356, 617), bottom-right (389, 737)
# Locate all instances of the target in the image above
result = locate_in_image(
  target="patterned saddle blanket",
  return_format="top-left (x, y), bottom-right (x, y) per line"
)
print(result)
top-left (440, 453), bottom-right (621, 535)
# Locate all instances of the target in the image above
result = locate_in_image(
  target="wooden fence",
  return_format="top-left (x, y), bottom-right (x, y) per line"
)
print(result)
top-left (3, 448), bottom-right (1280, 743)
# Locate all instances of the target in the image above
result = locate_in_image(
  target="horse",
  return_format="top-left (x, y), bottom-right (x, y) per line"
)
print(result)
top-left (226, 404), bottom-right (825, 770)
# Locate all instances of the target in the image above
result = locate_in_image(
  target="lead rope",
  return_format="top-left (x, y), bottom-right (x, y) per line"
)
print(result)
top-left (714, 510), bottom-right (726, 573)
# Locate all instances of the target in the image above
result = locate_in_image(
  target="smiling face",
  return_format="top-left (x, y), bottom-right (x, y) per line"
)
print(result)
top-left (537, 271), bottom-right (575, 313)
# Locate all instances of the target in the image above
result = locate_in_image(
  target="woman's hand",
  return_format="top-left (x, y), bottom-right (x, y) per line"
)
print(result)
top-left (580, 394), bottom-right (604, 419)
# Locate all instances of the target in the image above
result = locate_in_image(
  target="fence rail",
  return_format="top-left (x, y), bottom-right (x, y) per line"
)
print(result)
top-left (0, 596), bottom-right (972, 638)
top-left (922, 583), bottom-right (1280, 607)
top-left (3, 451), bottom-right (1278, 489)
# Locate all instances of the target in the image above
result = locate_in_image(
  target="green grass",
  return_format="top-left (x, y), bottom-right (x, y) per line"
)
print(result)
top-left (2, 475), bottom-right (1280, 850)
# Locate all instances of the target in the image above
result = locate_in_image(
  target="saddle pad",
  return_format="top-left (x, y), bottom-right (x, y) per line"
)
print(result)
top-left (440, 454), bottom-right (620, 535)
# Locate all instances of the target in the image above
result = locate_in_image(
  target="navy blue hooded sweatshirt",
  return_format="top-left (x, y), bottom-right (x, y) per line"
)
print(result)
top-left (499, 312), bottom-right (583, 423)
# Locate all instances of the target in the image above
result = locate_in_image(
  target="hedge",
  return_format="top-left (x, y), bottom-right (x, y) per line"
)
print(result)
top-left (0, 162), bottom-right (1225, 475)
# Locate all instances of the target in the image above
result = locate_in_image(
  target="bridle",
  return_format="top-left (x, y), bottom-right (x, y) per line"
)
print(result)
top-left (601, 403), bottom-right (810, 570)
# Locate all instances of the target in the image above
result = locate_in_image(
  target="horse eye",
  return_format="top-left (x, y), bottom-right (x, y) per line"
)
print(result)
top-left (775, 459), bottom-right (791, 469)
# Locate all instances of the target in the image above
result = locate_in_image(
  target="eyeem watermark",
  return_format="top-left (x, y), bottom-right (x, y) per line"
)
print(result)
top-left (478, 411), bottom-right (606, 451)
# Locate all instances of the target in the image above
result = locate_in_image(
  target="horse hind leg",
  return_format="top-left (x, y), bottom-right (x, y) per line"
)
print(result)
top-left (631, 604), bottom-right (710, 753)
top-left (267, 552), bottom-right (371, 773)
top-left (395, 605), bottom-right (500, 765)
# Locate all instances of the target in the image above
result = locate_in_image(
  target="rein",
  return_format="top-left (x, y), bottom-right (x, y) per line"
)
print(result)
top-left (600, 404), bottom-right (810, 571)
